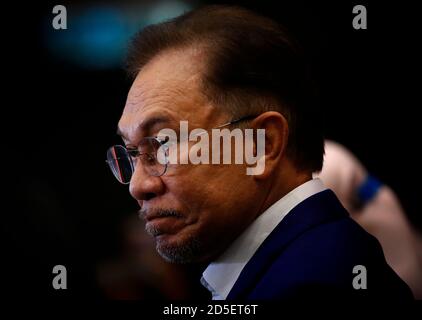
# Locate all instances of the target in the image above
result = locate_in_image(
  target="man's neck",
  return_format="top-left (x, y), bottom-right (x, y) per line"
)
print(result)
top-left (257, 170), bottom-right (313, 221)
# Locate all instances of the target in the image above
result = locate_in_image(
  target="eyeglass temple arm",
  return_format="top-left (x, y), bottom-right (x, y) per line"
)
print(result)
top-left (214, 114), bottom-right (258, 129)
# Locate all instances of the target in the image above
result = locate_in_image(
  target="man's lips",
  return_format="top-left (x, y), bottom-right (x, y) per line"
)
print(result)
top-left (139, 210), bottom-right (185, 236)
top-left (139, 210), bottom-right (183, 222)
top-left (145, 216), bottom-right (184, 236)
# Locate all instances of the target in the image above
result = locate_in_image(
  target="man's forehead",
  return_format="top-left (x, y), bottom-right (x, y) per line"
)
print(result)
top-left (117, 111), bottom-right (176, 141)
top-left (124, 47), bottom-right (205, 115)
top-left (118, 46), bottom-right (221, 142)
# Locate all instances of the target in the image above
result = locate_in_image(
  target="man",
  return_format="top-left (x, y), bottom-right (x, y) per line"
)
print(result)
top-left (107, 6), bottom-right (412, 299)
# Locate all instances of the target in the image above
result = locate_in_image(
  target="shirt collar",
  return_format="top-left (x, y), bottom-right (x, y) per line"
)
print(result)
top-left (201, 178), bottom-right (327, 300)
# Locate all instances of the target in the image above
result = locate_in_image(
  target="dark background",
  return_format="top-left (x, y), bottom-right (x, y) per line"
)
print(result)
top-left (3, 0), bottom-right (420, 298)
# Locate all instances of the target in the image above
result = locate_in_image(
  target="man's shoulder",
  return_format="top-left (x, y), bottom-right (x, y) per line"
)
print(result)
top-left (249, 216), bottom-right (413, 299)
top-left (227, 190), bottom-right (413, 299)
top-left (272, 215), bottom-right (382, 273)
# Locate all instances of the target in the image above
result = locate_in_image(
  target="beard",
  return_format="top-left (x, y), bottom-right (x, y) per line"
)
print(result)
top-left (138, 208), bottom-right (202, 264)
top-left (156, 235), bottom-right (202, 264)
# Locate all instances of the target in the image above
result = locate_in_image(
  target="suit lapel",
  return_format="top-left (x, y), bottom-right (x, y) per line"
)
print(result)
top-left (226, 190), bottom-right (349, 299)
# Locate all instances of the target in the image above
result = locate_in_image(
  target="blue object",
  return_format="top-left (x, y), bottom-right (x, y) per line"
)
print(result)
top-left (357, 175), bottom-right (383, 205)
top-left (44, 2), bottom-right (192, 70)
top-left (45, 6), bottom-right (133, 69)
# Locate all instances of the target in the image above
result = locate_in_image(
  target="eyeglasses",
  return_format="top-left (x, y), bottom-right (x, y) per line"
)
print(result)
top-left (106, 115), bottom-right (257, 184)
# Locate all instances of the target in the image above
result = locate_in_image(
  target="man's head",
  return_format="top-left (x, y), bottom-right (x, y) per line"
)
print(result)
top-left (116, 5), bottom-right (324, 263)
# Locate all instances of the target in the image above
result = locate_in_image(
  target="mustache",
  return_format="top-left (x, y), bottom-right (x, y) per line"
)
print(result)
top-left (139, 208), bottom-right (184, 237)
top-left (138, 208), bottom-right (184, 220)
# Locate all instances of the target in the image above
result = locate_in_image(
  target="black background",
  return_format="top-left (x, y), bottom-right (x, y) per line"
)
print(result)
top-left (3, 0), bottom-right (421, 298)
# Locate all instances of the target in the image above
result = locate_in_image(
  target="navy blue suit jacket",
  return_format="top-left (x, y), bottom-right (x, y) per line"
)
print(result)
top-left (226, 190), bottom-right (413, 299)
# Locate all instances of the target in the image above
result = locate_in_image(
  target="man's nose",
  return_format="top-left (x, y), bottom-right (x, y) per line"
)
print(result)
top-left (129, 164), bottom-right (164, 201)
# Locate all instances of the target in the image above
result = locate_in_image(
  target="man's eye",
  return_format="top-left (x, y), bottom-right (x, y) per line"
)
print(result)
top-left (127, 149), bottom-right (140, 157)
top-left (140, 153), bottom-right (156, 166)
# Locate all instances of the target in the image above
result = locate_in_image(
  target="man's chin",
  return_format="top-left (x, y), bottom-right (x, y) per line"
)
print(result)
top-left (155, 234), bottom-right (202, 264)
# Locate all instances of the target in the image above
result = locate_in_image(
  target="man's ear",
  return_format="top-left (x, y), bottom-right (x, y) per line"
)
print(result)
top-left (248, 111), bottom-right (289, 179)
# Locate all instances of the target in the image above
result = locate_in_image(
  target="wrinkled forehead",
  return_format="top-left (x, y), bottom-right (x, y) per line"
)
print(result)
top-left (118, 47), bottom-right (218, 142)
top-left (125, 46), bottom-right (207, 114)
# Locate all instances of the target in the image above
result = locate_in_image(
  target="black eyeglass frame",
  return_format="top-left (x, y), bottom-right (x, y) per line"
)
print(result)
top-left (106, 114), bottom-right (259, 184)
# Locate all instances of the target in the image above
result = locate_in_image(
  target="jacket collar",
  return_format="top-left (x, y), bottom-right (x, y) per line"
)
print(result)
top-left (226, 189), bottom-right (348, 299)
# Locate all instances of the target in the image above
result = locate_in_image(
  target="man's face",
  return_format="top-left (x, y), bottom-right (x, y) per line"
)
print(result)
top-left (117, 48), bottom-right (262, 263)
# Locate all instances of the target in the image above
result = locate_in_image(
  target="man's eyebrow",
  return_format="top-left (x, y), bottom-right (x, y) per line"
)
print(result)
top-left (116, 116), bottom-right (175, 141)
